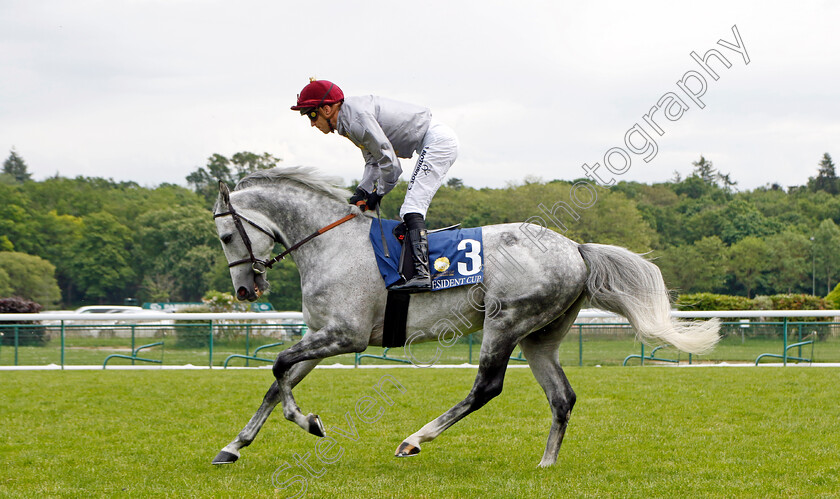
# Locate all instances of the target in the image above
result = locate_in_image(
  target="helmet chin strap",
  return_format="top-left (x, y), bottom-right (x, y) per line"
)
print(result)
top-left (324, 104), bottom-right (338, 132)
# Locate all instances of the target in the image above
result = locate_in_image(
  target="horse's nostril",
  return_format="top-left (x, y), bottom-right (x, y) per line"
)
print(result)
top-left (237, 287), bottom-right (248, 298)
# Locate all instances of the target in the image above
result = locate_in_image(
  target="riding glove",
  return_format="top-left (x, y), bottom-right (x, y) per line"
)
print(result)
top-left (365, 191), bottom-right (383, 211)
top-left (348, 187), bottom-right (367, 207)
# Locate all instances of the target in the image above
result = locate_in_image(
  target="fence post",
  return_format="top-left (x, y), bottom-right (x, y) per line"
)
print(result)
top-left (246, 324), bottom-right (251, 368)
top-left (209, 320), bottom-right (214, 369)
top-left (782, 317), bottom-right (788, 366)
top-left (14, 325), bottom-right (19, 366)
top-left (60, 320), bottom-right (65, 370)
top-left (640, 343), bottom-right (645, 366)
top-left (131, 325), bottom-right (136, 366)
top-left (578, 324), bottom-right (583, 367)
top-left (797, 323), bottom-right (803, 360)
top-left (782, 317), bottom-right (787, 366)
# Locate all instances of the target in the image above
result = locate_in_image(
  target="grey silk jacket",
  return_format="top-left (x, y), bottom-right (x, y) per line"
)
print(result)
top-left (335, 95), bottom-right (432, 195)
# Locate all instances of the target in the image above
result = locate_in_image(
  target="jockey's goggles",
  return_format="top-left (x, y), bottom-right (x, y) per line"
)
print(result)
top-left (300, 108), bottom-right (318, 121)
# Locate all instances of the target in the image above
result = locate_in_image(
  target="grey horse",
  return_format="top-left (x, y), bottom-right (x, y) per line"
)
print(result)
top-left (211, 166), bottom-right (720, 467)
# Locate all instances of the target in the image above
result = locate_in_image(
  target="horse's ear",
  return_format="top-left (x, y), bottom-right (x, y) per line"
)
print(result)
top-left (219, 181), bottom-right (231, 204)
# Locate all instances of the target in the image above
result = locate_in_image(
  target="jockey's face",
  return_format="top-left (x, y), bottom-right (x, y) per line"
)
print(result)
top-left (310, 104), bottom-right (339, 134)
top-left (310, 110), bottom-right (331, 134)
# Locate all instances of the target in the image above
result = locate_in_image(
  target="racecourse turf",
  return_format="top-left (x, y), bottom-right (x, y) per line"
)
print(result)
top-left (1, 367), bottom-right (838, 498)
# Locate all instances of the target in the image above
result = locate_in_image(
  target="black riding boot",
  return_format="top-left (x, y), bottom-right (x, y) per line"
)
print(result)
top-left (388, 213), bottom-right (431, 292)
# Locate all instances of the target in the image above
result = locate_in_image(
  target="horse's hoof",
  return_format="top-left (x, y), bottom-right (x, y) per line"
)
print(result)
top-left (212, 450), bottom-right (239, 465)
top-left (308, 414), bottom-right (326, 437)
top-left (395, 442), bottom-right (420, 457)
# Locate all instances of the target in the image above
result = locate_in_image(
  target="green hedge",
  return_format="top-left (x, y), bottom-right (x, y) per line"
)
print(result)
top-left (768, 294), bottom-right (826, 310)
top-left (676, 293), bottom-right (827, 311)
top-left (675, 293), bottom-right (753, 311)
top-left (826, 283), bottom-right (840, 309)
top-left (0, 297), bottom-right (50, 346)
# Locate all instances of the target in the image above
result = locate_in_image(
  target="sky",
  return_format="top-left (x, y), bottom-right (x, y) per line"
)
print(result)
top-left (2, 0), bottom-right (839, 192)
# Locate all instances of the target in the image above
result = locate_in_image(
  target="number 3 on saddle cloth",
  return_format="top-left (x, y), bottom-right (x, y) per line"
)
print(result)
top-left (368, 218), bottom-right (484, 348)
top-left (369, 218), bottom-right (484, 291)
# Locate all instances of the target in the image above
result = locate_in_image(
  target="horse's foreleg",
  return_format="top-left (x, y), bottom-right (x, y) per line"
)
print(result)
top-left (212, 359), bottom-right (321, 464)
top-left (396, 334), bottom-right (516, 458)
top-left (271, 328), bottom-right (366, 437)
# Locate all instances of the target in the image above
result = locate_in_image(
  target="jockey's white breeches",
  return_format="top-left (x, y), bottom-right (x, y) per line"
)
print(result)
top-left (399, 120), bottom-right (459, 219)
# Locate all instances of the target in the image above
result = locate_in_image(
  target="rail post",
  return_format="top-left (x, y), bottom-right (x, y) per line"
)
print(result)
top-left (782, 317), bottom-right (788, 366)
top-left (246, 324), bottom-right (251, 367)
top-left (14, 325), bottom-right (19, 366)
top-left (578, 324), bottom-right (583, 367)
top-left (797, 323), bottom-right (803, 360)
top-left (209, 320), bottom-right (214, 369)
top-left (60, 320), bottom-right (65, 370)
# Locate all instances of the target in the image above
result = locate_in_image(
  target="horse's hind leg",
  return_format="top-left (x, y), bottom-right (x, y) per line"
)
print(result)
top-left (212, 359), bottom-right (321, 464)
top-left (395, 328), bottom-right (519, 458)
top-left (518, 294), bottom-right (585, 467)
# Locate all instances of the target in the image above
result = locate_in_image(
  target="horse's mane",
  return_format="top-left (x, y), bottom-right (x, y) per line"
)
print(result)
top-left (234, 166), bottom-right (350, 203)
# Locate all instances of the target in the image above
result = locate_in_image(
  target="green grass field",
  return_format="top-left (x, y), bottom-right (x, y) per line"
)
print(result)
top-left (1, 367), bottom-right (838, 498)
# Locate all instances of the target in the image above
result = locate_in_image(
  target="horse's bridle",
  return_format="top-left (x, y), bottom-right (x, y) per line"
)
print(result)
top-left (214, 200), bottom-right (359, 274)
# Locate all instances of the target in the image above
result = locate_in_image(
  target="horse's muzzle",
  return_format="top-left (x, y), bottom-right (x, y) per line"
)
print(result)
top-left (237, 286), bottom-right (252, 300)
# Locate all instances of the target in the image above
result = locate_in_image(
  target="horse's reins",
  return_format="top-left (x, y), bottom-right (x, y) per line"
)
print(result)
top-left (214, 201), bottom-right (363, 274)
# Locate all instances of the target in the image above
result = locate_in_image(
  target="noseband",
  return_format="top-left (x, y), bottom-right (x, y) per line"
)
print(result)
top-left (214, 201), bottom-right (359, 274)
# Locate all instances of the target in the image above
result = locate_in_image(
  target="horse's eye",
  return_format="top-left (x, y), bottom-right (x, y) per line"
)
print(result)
top-left (221, 234), bottom-right (233, 244)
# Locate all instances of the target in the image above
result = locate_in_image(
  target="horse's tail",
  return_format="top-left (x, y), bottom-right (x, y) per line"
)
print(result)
top-left (577, 243), bottom-right (720, 355)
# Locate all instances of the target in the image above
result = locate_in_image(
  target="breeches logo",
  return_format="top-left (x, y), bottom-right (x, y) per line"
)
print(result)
top-left (407, 148), bottom-right (430, 191)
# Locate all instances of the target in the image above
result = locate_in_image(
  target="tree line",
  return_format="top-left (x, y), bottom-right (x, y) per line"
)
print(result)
top-left (2, 149), bottom-right (840, 311)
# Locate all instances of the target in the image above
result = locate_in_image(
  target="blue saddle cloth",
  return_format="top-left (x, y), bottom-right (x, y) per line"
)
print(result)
top-left (369, 218), bottom-right (484, 291)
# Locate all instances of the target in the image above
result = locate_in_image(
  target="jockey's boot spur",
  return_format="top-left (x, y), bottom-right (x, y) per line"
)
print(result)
top-left (388, 213), bottom-right (431, 292)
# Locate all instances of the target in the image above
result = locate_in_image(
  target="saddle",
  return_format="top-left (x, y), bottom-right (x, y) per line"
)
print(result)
top-left (369, 218), bottom-right (484, 291)
top-left (369, 218), bottom-right (484, 348)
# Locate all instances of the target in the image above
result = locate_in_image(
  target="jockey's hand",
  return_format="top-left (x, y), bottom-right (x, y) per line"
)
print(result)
top-left (366, 191), bottom-right (383, 211)
top-left (348, 187), bottom-right (368, 209)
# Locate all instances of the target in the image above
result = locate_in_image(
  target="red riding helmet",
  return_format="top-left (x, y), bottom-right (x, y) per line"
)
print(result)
top-left (291, 78), bottom-right (344, 111)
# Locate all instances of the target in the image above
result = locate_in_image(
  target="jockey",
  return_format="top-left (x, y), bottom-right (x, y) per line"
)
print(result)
top-left (292, 78), bottom-right (459, 292)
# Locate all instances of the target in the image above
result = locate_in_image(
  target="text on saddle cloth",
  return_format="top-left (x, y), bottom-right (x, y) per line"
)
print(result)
top-left (369, 218), bottom-right (484, 291)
